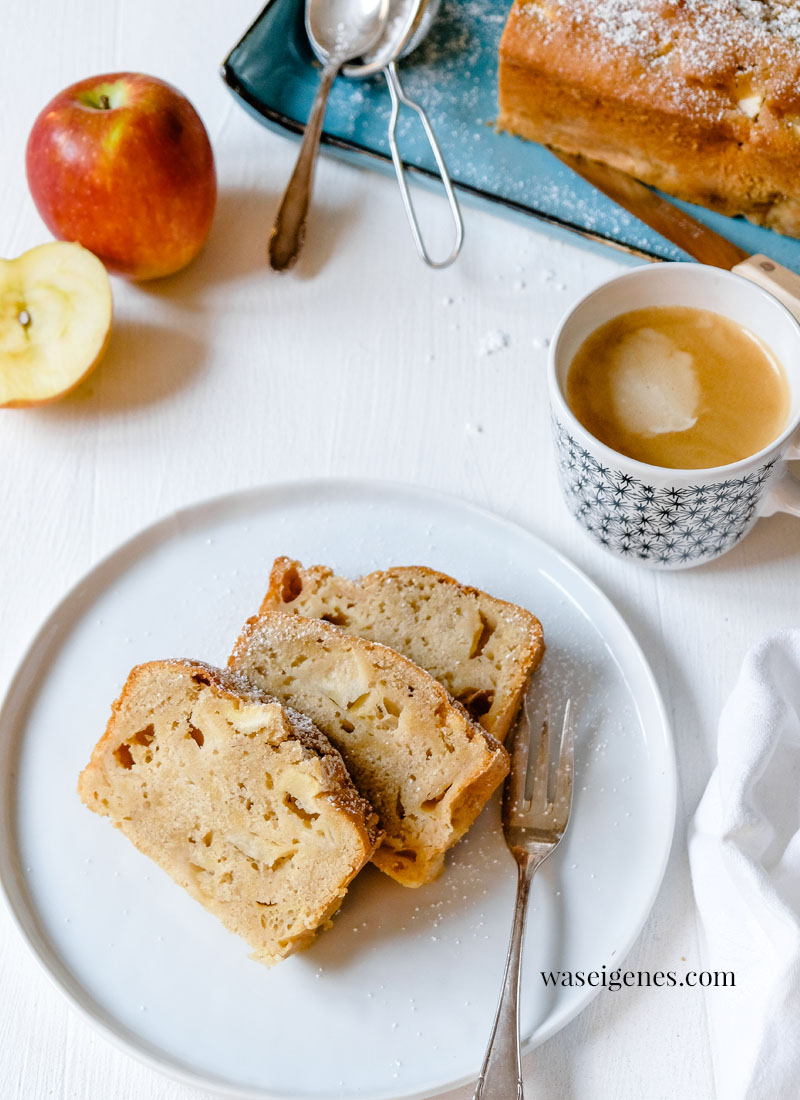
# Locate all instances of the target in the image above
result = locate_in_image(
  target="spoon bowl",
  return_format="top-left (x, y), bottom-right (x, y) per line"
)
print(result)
top-left (308, 0), bottom-right (391, 64)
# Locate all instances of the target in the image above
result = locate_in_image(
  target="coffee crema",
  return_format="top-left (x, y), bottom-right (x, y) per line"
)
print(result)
top-left (566, 305), bottom-right (791, 469)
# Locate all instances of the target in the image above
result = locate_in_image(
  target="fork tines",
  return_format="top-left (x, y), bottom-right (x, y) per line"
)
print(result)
top-left (503, 699), bottom-right (574, 835)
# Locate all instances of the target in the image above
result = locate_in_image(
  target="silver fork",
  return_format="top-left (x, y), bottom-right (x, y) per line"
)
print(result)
top-left (474, 699), bottom-right (575, 1100)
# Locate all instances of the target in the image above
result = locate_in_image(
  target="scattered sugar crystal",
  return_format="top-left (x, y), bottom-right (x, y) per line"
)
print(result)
top-left (477, 329), bottom-right (509, 356)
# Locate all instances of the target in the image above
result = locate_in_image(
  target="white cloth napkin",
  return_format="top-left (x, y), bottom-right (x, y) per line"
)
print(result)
top-left (689, 629), bottom-right (800, 1100)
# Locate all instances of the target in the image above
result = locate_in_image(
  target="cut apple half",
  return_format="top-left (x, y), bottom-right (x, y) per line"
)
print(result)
top-left (0, 241), bottom-right (112, 407)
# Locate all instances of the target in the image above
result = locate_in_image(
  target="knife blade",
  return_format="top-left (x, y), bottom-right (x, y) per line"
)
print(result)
top-left (552, 149), bottom-right (800, 322)
top-left (553, 150), bottom-right (749, 269)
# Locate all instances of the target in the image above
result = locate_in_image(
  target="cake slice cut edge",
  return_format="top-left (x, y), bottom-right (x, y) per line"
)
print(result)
top-left (229, 611), bottom-right (510, 887)
top-left (78, 659), bottom-right (382, 966)
top-left (259, 558), bottom-right (545, 742)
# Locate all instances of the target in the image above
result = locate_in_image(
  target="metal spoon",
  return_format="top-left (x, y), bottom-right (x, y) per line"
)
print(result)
top-left (342, 0), bottom-right (464, 269)
top-left (268, 0), bottom-right (390, 271)
top-left (345, 0), bottom-right (436, 77)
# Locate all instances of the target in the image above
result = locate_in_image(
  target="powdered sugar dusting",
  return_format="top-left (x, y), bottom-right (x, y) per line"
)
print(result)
top-left (514, 0), bottom-right (800, 118)
top-left (521, 0), bottom-right (800, 52)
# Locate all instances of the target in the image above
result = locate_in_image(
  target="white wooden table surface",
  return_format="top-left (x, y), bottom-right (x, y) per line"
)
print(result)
top-left (2, 2), bottom-right (798, 1098)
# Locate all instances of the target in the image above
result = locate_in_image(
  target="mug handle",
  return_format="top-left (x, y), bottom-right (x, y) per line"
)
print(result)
top-left (735, 255), bottom-right (800, 323)
top-left (730, 256), bottom-right (800, 519)
top-left (733, 255), bottom-right (800, 323)
top-left (758, 434), bottom-right (800, 518)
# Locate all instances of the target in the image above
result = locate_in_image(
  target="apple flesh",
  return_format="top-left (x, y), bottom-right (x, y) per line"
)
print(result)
top-left (0, 242), bottom-right (112, 407)
top-left (26, 73), bottom-right (216, 280)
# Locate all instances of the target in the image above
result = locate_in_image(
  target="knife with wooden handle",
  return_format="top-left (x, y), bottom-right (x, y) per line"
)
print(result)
top-left (553, 150), bottom-right (800, 324)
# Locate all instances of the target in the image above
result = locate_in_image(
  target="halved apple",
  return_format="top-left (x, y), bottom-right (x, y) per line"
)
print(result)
top-left (0, 241), bottom-right (112, 407)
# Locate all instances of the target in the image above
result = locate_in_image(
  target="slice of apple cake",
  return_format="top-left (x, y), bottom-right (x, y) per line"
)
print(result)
top-left (259, 558), bottom-right (545, 741)
top-left (78, 659), bottom-right (381, 966)
top-left (229, 611), bottom-right (510, 887)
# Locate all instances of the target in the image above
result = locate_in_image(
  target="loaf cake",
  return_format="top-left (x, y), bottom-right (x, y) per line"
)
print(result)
top-left (229, 611), bottom-right (510, 886)
top-left (499, 0), bottom-right (800, 237)
top-left (260, 558), bottom-right (544, 742)
top-left (78, 660), bottom-right (381, 966)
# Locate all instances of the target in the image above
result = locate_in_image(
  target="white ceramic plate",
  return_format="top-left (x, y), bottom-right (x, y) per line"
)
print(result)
top-left (0, 479), bottom-right (676, 1100)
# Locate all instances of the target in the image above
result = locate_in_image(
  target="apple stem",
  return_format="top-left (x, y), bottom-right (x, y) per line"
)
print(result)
top-left (99, 93), bottom-right (111, 110)
top-left (18, 309), bottom-right (31, 329)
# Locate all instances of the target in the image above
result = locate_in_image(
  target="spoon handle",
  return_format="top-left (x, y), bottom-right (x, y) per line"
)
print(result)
top-left (269, 59), bottom-right (340, 272)
top-left (385, 61), bottom-right (464, 269)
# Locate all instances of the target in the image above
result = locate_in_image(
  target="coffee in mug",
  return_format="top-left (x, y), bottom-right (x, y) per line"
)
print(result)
top-left (566, 306), bottom-right (791, 470)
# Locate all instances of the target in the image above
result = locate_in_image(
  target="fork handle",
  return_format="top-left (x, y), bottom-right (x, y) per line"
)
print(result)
top-left (474, 856), bottom-right (536, 1100)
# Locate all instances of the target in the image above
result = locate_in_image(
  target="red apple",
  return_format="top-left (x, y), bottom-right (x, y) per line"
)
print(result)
top-left (26, 73), bottom-right (216, 280)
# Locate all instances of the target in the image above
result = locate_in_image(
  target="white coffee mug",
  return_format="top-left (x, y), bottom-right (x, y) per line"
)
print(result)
top-left (548, 263), bottom-right (800, 569)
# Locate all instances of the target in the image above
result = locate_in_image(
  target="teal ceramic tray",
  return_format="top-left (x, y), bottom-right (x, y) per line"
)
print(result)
top-left (222, 0), bottom-right (800, 272)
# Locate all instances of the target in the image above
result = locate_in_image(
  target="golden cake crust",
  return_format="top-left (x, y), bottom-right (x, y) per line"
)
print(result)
top-left (499, 0), bottom-right (800, 236)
